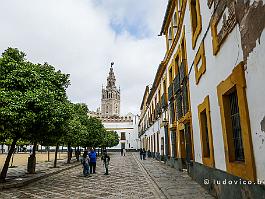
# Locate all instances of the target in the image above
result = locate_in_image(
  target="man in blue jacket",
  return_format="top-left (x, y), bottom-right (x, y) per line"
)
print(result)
top-left (88, 148), bottom-right (97, 174)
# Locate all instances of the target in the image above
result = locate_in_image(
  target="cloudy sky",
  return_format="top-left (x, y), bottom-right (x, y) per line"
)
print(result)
top-left (0, 0), bottom-right (167, 115)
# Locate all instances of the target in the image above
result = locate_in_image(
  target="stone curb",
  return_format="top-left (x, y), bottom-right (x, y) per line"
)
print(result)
top-left (0, 162), bottom-right (80, 191)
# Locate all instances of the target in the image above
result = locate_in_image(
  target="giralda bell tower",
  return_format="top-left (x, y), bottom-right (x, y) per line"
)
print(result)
top-left (101, 62), bottom-right (120, 117)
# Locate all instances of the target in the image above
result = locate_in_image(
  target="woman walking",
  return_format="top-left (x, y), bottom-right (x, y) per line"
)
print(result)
top-left (82, 150), bottom-right (90, 177)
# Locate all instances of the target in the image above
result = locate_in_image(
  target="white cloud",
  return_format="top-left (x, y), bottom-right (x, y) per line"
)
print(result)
top-left (0, 0), bottom-right (167, 115)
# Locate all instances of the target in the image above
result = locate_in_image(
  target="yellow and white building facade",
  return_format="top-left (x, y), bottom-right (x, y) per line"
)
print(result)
top-left (138, 0), bottom-right (265, 197)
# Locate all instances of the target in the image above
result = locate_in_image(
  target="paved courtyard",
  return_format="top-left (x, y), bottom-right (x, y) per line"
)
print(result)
top-left (0, 152), bottom-right (213, 199)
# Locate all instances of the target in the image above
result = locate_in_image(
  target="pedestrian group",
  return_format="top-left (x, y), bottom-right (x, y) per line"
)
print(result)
top-left (81, 148), bottom-right (110, 177)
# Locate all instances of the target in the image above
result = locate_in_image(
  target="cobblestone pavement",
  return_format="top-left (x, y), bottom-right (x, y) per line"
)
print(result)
top-left (134, 154), bottom-right (213, 199)
top-left (0, 152), bottom-right (213, 199)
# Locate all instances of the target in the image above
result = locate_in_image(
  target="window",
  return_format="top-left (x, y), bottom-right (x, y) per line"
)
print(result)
top-left (198, 96), bottom-right (215, 167)
top-left (173, 12), bottom-right (178, 36)
top-left (190, 0), bottom-right (197, 33)
top-left (120, 132), bottom-right (126, 140)
top-left (167, 26), bottom-right (173, 48)
top-left (178, 0), bottom-right (183, 10)
top-left (174, 30), bottom-right (189, 120)
top-left (168, 67), bottom-right (174, 102)
top-left (229, 91), bottom-right (244, 161)
top-left (163, 79), bottom-right (167, 96)
top-left (169, 102), bottom-right (175, 124)
top-left (217, 62), bottom-right (256, 181)
top-left (189, 0), bottom-right (202, 49)
top-left (162, 78), bottom-right (168, 109)
top-left (194, 41), bottom-right (206, 84)
top-left (210, 2), bottom-right (236, 55)
top-left (169, 68), bottom-right (173, 84)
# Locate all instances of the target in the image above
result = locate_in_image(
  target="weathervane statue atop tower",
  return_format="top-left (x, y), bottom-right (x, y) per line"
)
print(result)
top-left (101, 62), bottom-right (120, 117)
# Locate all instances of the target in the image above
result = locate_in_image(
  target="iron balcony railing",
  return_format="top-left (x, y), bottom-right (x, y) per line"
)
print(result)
top-left (173, 75), bottom-right (181, 94)
top-left (161, 93), bottom-right (168, 109)
top-left (168, 83), bottom-right (174, 101)
top-left (157, 102), bottom-right (162, 115)
top-left (179, 61), bottom-right (185, 84)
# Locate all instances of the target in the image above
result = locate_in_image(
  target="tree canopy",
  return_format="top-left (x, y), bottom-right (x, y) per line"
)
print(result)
top-left (0, 47), bottom-right (119, 181)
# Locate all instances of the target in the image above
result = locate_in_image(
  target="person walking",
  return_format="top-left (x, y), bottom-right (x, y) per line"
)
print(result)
top-left (120, 148), bottom-right (123, 156)
top-left (82, 150), bottom-right (90, 177)
top-left (123, 148), bottom-right (126, 156)
top-left (139, 148), bottom-right (143, 160)
top-left (89, 148), bottom-right (97, 174)
top-left (143, 148), bottom-right (146, 160)
top-left (75, 149), bottom-right (81, 161)
top-left (101, 150), bottom-right (110, 175)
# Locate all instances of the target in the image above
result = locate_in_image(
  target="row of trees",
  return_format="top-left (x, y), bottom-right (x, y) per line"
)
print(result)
top-left (0, 48), bottom-right (119, 182)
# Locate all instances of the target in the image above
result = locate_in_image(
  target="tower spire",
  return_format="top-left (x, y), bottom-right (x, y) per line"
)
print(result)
top-left (107, 62), bottom-right (116, 89)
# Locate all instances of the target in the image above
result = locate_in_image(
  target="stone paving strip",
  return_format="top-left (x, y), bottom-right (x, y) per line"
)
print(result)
top-left (0, 158), bottom-right (80, 190)
top-left (133, 153), bottom-right (214, 199)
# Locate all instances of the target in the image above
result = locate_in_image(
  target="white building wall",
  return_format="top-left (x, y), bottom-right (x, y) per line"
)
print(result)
top-left (245, 31), bottom-right (265, 181)
top-left (103, 114), bottom-right (139, 150)
top-left (139, 1), bottom-right (265, 182)
top-left (179, 1), bottom-right (244, 172)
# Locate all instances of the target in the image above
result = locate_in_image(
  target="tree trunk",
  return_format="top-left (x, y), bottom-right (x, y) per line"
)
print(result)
top-left (27, 142), bottom-right (37, 174)
top-left (67, 143), bottom-right (71, 164)
top-left (77, 146), bottom-right (80, 161)
top-left (54, 143), bottom-right (59, 168)
top-left (0, 138), bottom-right (17, 182)
top-left (1, 144), bottom-right (4, 154)
top-left (48, 146), bottom-right (50, 162)
top-left (32, 143), bottom-right (37, 156)
top-left (10, 151), bottom-right (15, 167)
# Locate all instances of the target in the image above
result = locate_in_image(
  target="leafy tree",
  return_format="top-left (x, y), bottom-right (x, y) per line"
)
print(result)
top-left (0, 48), bottom-right (70, 180)
top-left (105, 131), bottom-right (119, 148)
top-left (85, 117), bottom-right (106, 148)
top-left (61, 103), bottom-right (89, 163)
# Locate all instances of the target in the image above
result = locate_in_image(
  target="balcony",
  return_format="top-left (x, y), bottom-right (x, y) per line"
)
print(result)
top-left (179, 61), bottom-right (185, 84)
top-left (176, 93), bottom-right (183, 120)
top-left (168, 84), bottom-right (174, 101)
top-left (173, 75), bottom-right (181, 94)
top-left (157, 102), bottom-right (162, 115)
top-left (161, 93), bottom-right (168, 109)
top-left (154, 108), bottom-right (158, 120)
